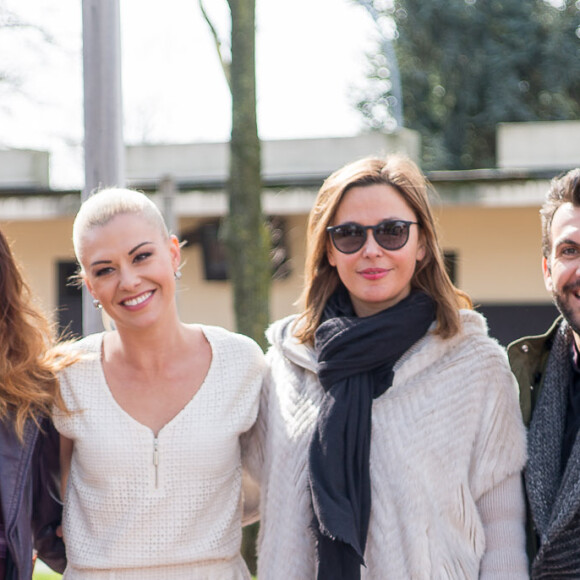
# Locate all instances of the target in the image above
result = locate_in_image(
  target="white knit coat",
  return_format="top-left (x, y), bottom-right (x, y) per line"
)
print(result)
top-left (246, 309), bottom-right (528, 579)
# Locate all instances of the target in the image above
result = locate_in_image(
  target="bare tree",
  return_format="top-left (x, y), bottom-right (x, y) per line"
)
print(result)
top-left (199, 0), bottom-right (270, 350)
top-left (225, 0), bottom-right (270, 350)
top-left (0, 6), bottom-right (55, 108)
top-left (200, 0), bottom-right (269, 572)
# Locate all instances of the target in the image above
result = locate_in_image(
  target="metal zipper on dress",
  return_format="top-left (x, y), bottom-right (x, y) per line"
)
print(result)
top-left (153, 436), bottom-right (159, 489)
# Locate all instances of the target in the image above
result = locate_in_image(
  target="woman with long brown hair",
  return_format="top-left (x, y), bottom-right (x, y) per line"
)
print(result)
top-left (0, 229), bottom-right (66, 579)
top-left (249, 155), bottom-right (528, 579)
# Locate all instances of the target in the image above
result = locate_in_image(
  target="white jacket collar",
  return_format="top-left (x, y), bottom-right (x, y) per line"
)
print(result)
top-left (266, 314), bottom-right (318, 373)
top-left (266, 309), bottom-right (491, 377)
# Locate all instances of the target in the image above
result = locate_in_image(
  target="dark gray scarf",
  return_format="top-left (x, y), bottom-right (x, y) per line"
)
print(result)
top-left (526, 320), bottom-right (580, 578)
top-left (308, 287), bottom-right (436, 580)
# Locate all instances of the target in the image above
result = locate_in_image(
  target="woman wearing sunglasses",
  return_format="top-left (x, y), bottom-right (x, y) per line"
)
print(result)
top-left (247, 155), bottom-right (528, 578)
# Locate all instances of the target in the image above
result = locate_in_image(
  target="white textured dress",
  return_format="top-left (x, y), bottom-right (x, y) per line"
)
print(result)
top-left (53, 325), bottom-right (265, 580)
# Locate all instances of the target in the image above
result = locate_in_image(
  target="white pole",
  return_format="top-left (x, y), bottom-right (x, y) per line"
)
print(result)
top-left (81, 0), bottom-right (125, 334)
top-left (160, 175), bottom-right (178, 238)
top-left (160, 175), bottom-right (179, 312)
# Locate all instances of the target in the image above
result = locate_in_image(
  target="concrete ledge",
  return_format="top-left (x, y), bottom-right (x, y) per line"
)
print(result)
top-left (125, 130), bottom-right (421, 184)
top-left (0, 149), bottom-right (50, 188)
top-left (497, 120), bottom-right (580, 170)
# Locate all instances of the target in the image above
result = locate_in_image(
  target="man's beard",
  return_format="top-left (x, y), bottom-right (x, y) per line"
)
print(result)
top-left (553, 281), bottom-right (580, 336)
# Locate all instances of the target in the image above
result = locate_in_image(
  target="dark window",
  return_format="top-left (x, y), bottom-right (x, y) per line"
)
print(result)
top-left (444, 250), bottom-right (457, 284)
top-left (476, 303), bottom-right (558, 346)
top-left (182, 217), bottom-right (291, 281)
top-left (56, 261), bottom-right (82, 338)
top-left (199, 223), bottom-right (228, 281)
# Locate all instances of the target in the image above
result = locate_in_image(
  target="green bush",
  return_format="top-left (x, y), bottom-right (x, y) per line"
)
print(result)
top-left (33, 560), bottom-right (61, 579)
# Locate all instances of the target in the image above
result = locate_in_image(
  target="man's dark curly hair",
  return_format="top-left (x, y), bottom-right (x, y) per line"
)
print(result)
top-left (541, 168), bottom-right (580, 259)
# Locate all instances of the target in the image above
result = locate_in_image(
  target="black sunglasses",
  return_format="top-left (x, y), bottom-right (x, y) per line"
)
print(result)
top-left (327, 219), bottom-right (420, 254)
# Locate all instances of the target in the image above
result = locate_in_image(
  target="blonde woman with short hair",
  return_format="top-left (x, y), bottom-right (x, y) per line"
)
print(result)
top-left (55, 188), bottom-right (265, 579)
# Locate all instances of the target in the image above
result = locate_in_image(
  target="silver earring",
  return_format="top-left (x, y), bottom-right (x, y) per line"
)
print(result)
top-left (93, 299), bottom-right (102, 310)
top-left (174, 270), bottom-right (182, 280)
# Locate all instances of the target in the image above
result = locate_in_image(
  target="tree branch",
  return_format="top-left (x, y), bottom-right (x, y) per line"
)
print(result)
top-left (198, 0), bottom-right (231, 91)
top-left (0, 8), bottom-right (54, 43)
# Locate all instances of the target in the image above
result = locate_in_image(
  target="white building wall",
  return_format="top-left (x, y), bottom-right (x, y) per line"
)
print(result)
top-left (497, 120), bottom-right (580, 171)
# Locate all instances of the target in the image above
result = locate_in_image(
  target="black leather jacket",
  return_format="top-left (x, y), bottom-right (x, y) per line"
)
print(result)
top-left (0, 414), bottom-right (65, 579)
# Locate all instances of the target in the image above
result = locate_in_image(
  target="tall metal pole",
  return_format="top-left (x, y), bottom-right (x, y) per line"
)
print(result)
top-left (81, 0), bottom-right (125, 334)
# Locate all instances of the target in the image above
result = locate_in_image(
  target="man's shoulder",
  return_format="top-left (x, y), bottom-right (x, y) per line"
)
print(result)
top-left (508, 316), bottom-right (563, 426)
top-left (508, 316), bottom-right (562, 361)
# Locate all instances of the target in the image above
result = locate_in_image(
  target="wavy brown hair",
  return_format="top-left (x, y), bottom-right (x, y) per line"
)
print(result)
top-left (295, 155), bottom-right (472, 344)
top-left (0, 230), bottom-right (67, 439)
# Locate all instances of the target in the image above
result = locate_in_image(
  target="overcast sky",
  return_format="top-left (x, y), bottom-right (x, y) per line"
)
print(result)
top-left (1, 0), bottom-right (377, 187)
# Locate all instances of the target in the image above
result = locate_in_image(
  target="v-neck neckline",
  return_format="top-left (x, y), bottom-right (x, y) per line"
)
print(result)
top-left (92, 326), bottom-right (215, 437)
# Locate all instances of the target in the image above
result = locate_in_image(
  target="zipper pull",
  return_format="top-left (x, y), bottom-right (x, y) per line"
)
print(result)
top-left (153, 437), bottom-right (159, 489)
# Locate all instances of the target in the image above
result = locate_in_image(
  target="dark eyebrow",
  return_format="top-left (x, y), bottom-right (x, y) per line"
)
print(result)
top-left (129, 241), bottom-right (153, 255)
top-left (555, 238), bottom-right (580, 250)
top-left (89, 242), bottom-right (153, 267)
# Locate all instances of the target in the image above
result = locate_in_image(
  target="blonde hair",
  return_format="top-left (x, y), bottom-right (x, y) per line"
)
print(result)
top-left (0, 230), bottom-right (68, 439)
top-left (73, 188), bottom-right (169, 268)
top-left (295, 155), bottom-right (472, 344)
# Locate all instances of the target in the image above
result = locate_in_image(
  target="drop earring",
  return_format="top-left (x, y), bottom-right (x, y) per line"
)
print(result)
top-left (93, 299), bottom-right (102, 310)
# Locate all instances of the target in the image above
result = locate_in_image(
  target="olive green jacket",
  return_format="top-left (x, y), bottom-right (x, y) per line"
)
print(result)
top-left (508, 317), bottom-right (562, 428)
top-left (507, 316), bottom-right (562, 567)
